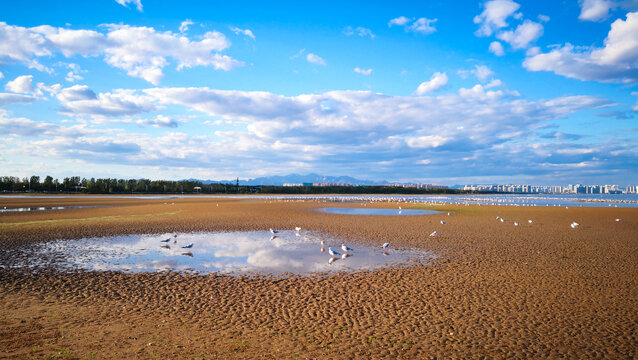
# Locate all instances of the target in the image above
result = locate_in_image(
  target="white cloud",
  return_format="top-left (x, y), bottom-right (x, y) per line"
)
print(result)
top-left (306, 53), bottom-right (326, 66)
top-left (0, 93), bottom-right (38, 106)
top-left (473, 65), bottom-right (495, 82)
top-left (0, 22), bottom-right (243, 84)
top-left (179, 19), bottom-right (194, 33)
top-left (57, 85), bottom-right (156, 117)
top-left (489, 41), bottom-right (505, 56)
top-left (389, 16), bottom-right (437, 34)
top-left (5, 75), bottom-right (35, 94)
top-left (632, 91), bottom-right (638, 111)
top-left (0, 71), bottom-right (3, 79)
top-left (65, 71), bottom-right (83, 82)
top-left (388, 16), bottom-right (411, 27)
top-left (474, 0), bottom-right (521, 36)
top-left (354, 67), bottom-right (372, 75)
top-left (415, 72), bottom-right (448, 95)
top-left (115, 0), bottom-right (143, 12)
top-left (229, 26), bottom-right (256, 40)
top-left (523, 11), bottom-right (638, 83)
top-left (579, 0), bottom-right (613, 21)
top-left (538, 14), bottom-right (550, 22)
top-left (343, 26), bottom-right (375, 39)
top-left (137, 115), bottom-right (178, 128)
top-left (497, 20), bottom-right (544, 49)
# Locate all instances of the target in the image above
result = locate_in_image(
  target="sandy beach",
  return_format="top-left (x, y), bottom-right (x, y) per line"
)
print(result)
top-left (0, 196), bottom-right (636, 359)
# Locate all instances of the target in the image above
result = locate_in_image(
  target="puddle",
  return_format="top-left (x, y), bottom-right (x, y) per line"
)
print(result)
top-left (320, 207), bottom-right (440, 216)
top-left (0, 205), bottom-right (103, 213)
top-left (6, 231), bottom-right (434, 276)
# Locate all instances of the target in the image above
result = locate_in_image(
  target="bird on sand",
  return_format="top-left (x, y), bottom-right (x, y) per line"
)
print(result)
top-left (430, 231), bottom-right (437, 236)
top-left (382, 242), bottom-right (390, 249)
top-left (341, 244), bottom-right (353, 253)
top-left (570, 222), bottom-right (579, 228)
top-left (615, 218), bottom-right (621, 222)
top-left (440, 220), bottom-right (446, 225)
top-left (328, 247), bottom-right (340, 256)
top-left (514, 222), bottom-right (519, 226)
top-left (528, 220), bottom-right (533, 223)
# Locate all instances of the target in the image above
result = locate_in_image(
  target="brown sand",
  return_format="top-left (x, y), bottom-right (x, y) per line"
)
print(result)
top-left (0, 195), bottom-right (636, 359)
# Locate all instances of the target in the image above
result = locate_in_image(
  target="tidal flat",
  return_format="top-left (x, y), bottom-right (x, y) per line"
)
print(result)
top-left (0, 195), bottom-right (636, 359)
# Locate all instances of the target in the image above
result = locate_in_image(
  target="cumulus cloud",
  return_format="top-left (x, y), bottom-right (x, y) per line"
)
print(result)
top-left (5, 75), bottom-right (35, 94)
top-left (415, 72), bottom-right (448, 95)
top-left (137, 115), bottom-right (179, 128)
top-left (354, 67), bottom-right (372, 75)
top-left (57, 85), bottom-right (156, 117)
top-left (579, 0), bottom-right (614, 21)
top-left (115, 0), bottom-right (143, 12)
top-left (389, 16), bottom-right (437, 34)
top-left (306, 53), bottom-right (326, 66)
top-left (0, 93), bottom-right (39, 106)
top-left (0, 109), bottom-right (59, 136)
top-left (343, 26), bottom-right (375, 38)
top-left (496, 20), bottom-right (543, 49)
top-left (229, 26), bottom-right (256, 40)
top-left (0, 22), bottom-right (243, 84)
top-left (474, 0), bottom-right (521, 36)
top-left (489, 41), bottom-right (505, 56)
top-left (523, 11), bottom-right (638, 83)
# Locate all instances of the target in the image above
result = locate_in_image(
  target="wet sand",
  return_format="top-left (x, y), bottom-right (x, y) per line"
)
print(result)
top-left (0, 196), bottom-right (636, 359)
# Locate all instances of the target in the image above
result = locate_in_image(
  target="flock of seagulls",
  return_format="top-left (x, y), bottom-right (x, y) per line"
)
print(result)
top-left (158, 233), bottom-right (194, 256)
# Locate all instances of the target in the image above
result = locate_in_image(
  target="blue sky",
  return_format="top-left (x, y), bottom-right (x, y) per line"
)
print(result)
top-left (1, 0), bottom-right (637, 185)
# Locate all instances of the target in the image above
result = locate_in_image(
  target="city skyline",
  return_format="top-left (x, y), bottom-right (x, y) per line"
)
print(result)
top-left (1, 1), bottom-right (637, 185)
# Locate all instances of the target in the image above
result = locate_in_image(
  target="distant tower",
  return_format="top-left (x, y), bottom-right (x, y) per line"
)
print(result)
top-left (236, 177), bottom-right (239, 193)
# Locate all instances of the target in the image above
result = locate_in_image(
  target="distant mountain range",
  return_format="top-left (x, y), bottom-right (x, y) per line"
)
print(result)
top-left (185, 173), bottom-right (381, 186)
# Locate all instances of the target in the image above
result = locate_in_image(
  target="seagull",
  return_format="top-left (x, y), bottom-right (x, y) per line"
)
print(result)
top-left (341, 244), bottom-right (353, 253)
top-left (173, 234), bottom-right (178, 243)
top-left (447, 212), bottom-right (451, 216)
top-left (430, 231), bottom-right (437, 237)
top-left (500, 218), bottom-right (505, 223)
top-left (382, 242), bottom-right (390, 249)
top-left (528, 220), bottom-right (533, 224)
top-left (320, 240), bottom-right (325, 246)
top-left (328, 247), bottom-right (340, 256)
top-left (295, 227), bottom-right (302, 232)
top-left (181, 243), bottom-right (193, 249)
top-left (160, 238), bottom-right (170, 243)
top-left (570, 222), bottom-right (579, 228)
top-left (269, 228), bottom-right (279, 234)
top-left (440, 220), bottom-right (446, 225)
top-left (514, 222), bottom-right (519, 226)
top-left (615, 218), bottom-right (621, 222)
top-left (496, 216), bottom-right (500, 220)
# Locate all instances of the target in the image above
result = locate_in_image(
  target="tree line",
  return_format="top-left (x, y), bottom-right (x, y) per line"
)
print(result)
top-left (0, 175), bottom-right (474, 195)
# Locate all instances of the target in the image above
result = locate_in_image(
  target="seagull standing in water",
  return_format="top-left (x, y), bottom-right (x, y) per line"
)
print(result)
top-left (173, 234), bottom-right (178, 244)
top-left (341, 244), bottom-right (353, 253)
top-left (160, 238), bottom-right (170, 243)
top-left (382, 242), bottom-right (390, 249)
top-left (269, 228), bottom-right (279, 235)
top-left (181, 243), bottom-right (193, 249)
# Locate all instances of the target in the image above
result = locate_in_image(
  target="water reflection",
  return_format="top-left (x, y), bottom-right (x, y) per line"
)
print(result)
top-left (0, 205), bottom-right (103, 213)
top-left (320, 208), bottom-right (440, 216)
top-left (16, 230), bottom-right (434, 276)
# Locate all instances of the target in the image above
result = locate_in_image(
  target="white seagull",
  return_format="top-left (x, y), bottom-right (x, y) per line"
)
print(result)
top-left (269, 228), bottom-right (279, 234)
top-left (430, 231), bottom-right (437, 237)
top-left (160, 238), bottom-right (170, 243)
top-left (328, 247), bottom-right (340, 257)
top-left (514, 222), bottom-right (519, 226)
top-left (382, 242), bottom-right (390, 249)
top-left (440, 220), bottom-right (446, 225)
top-left (295, 226), bottom-right (302, 232)
top-left (570, 222), bottom-right (579, 228)
top-left (528, 220), bottom-right (533, 224)
top-left (500, 218), bottom-right (505, 223)
top-left (615, 218), bottom-right (621, 222)
top-left (181, 243), bottom-right (193, 249)
top-left (341, 244), bottom-right (353, 253)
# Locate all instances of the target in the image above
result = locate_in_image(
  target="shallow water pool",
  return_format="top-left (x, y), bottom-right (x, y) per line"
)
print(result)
top-left (320, 207), bottom-right (440, 216)
top-left (8, 230), bottom-right (434, 276)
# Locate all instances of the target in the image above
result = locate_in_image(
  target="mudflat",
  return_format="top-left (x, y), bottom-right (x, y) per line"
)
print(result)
top-left (0, 196), bottom-right (636, 359)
